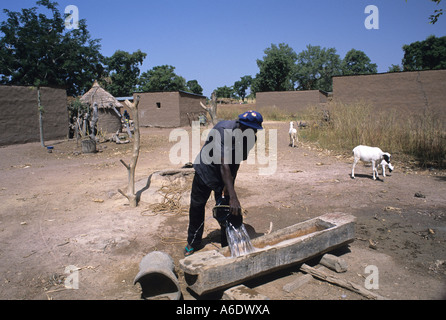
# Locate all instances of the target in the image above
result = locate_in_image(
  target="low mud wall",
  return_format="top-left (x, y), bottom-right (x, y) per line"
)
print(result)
top-left (0, 85), bottom-right (67, 146)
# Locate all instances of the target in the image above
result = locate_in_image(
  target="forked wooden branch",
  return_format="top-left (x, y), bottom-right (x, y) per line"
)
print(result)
top-left (199, 91), bottom-right (218, 125)
top-left (118, 95), bottom-right (140, 207)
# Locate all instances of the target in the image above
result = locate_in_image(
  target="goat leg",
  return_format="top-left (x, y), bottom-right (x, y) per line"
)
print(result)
top-left (351, 159), bottom-right (358, 179)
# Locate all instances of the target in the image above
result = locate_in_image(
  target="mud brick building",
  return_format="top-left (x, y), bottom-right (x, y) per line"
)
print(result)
top-left (0, 85), bottom-right (67, 146)
top-left (332, 69), bottom-right (446, 121)
top-left (134, 91), bottom-right (206, 127)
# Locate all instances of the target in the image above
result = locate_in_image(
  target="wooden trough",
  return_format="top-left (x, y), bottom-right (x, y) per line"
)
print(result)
top-left (179, 212), bottom-right (356, 296)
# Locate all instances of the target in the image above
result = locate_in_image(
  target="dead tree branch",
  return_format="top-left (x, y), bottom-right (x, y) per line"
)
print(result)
top-left (118, 95), bottom-right (141, 207)
top-left (200, 91), bottom-right (218, 125)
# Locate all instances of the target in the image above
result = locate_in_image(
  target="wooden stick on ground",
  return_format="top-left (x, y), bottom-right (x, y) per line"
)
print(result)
top-left (118, 95), bottom-right (140, 207)
top-left (300, 263), bottom-right (388, 300)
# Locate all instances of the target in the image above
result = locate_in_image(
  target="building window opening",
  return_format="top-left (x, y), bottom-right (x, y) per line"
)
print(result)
top-left (156, 102), bottom-right (161, 109)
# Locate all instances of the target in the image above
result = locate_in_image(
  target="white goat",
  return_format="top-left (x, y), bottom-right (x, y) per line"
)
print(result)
top-left (289, 121), bottom-right (298, 148)
top-left (351, 145), bottom-right (393, 180)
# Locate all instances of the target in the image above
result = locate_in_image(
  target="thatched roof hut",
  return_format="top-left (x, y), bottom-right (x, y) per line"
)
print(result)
top-left (80, 81), bottom-right (123, 134)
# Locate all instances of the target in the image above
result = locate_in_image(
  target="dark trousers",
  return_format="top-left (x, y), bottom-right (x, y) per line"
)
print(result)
top-left (187, 173), bottom-right (228, 248)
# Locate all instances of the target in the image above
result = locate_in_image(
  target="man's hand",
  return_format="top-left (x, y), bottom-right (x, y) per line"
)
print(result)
top-left (229, 195), bottom-right (242, 216)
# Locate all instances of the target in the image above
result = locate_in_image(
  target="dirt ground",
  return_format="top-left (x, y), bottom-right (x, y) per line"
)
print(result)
top-left (0, 121), bottom-right (445, 300)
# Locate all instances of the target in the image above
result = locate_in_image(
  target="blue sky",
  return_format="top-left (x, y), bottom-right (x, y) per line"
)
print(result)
top-left (1, 0), bottom-right (445, 96)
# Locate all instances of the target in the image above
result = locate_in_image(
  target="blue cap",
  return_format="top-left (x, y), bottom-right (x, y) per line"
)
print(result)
top-left (238, 110), bottom-right (263, 130)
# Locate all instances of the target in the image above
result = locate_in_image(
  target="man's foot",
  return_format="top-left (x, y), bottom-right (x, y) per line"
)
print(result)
top-left (184, 244), bottom-right (194, 257)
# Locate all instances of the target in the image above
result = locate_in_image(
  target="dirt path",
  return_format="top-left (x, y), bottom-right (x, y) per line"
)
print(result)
top-left (0, 122), bottom-right (445, 300)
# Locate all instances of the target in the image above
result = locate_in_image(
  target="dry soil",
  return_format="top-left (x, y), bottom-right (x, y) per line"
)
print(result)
top-left (0, 121), bottom-right (445, 300)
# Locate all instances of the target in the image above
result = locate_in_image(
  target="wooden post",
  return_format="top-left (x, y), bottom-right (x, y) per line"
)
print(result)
top-left (200, 91), bottom-right (218, 125)
top-left (319, 253), bottom-right (348, 273)
top-left (118, 95), bottom-right (140, 207)
top-left (89, 102), bottom-right (99, 140)
top-left (37, 87), bottom-right (45, 147)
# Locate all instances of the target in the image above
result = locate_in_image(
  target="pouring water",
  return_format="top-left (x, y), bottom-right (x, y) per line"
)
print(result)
top-left (213, 203), bottom-right (255, 258)
top-left (225, 220), bottom-right (255, 257)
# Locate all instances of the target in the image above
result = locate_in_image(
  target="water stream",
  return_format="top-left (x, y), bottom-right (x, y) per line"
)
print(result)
top-left (225, 221), bottom-right (255, 258)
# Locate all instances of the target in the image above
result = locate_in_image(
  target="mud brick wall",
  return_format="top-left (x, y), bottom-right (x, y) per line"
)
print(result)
top-left (256, 90), bottom-right (328, 114)
top-left (178, 91), bottom-right (206, 126)
top-left (96, 109), bottom-right (122, 134)
top-left (0, 85), bottom-right (67, 146)
top-left (136, 92), bottom-right (179, 127)
top-left (332, 70), bottom-right (446, 121)
top-left (136, 91), bottom-right (205, 127)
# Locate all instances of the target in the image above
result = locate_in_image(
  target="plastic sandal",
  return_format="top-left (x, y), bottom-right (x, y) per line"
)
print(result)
top-left (184, 244), bottom-right (194, 256)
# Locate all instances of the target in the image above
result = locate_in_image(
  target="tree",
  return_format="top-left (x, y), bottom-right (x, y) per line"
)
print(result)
top-left (138, 65), bottom-right (186, 92)
top-left (214, 85), bottom-right (234, 99)
top-left (252, 43), bottom-right (297, 93)
top-left (103, 50), bottom-right (147, 97)
top-left (294, 45), bottom-right (342, 92)
top-left (406, 0), bottom-right (443, 24)
top-left (402, 35), bottom-right (446, 71)
top-left (428, 0), bottom-right (444, 24)
top-left (234, 75), bottom-right (252, 102)
top-left (341, 49), bottom-right (377, 76)
top-left (186, 80), bottom-right (203, 95)
top-left (388, 64), bottom-right (403, 73)
top-left (0, 0), bottom-right (103, 96)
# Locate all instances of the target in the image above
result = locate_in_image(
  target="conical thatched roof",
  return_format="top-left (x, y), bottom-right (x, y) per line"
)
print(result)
top-left (80, 81), bottom-right (123, 109)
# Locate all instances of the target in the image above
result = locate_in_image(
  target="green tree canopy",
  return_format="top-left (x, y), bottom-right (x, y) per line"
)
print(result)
top-left (0, 0), bottom-right (103, 96)
top-left (402, 35), bottom-right (446, 71)
top-left (341, 49), bottom-right (377, 76)
top-left (103, 50), bottom-right (147, 97)
top-left (293, 44), bottom-right (342, 92)
top-left (252, 43), bottom-right (297, 93)
top-left (251, 43), bottom-right (377, 93)
top-left (428, 0), bottom-right (444, 23)
top-left (186, 80), bottom-right (203, 95)
top-left (388, 64), bottom-right (403, 73)
top-left (234, 75), bottom-right (252, 101)
top-left (138, 65), bottom-right (186, 92)
top-left (406, 0), bottom-right (444, 24)
top-left (214, 85), bottom-right (234, 99)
